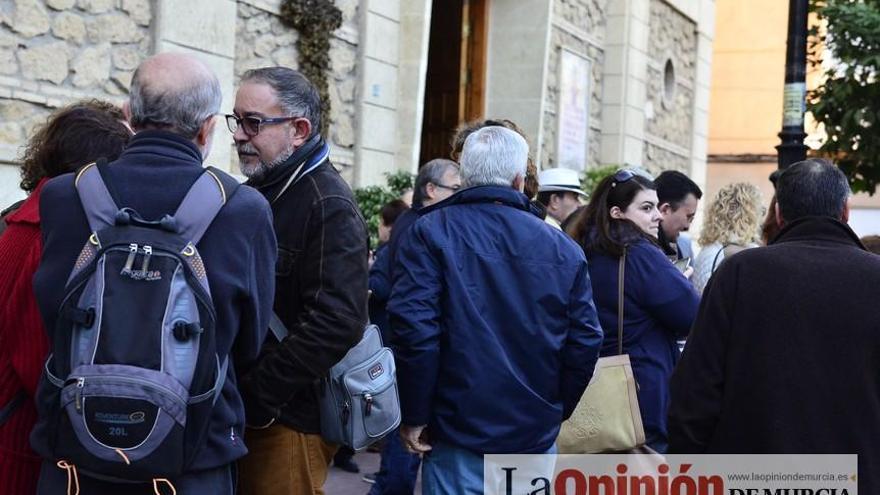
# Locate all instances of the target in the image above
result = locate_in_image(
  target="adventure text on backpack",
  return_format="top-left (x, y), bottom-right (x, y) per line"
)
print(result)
top-left (40, 162), bottom-right (238, 481)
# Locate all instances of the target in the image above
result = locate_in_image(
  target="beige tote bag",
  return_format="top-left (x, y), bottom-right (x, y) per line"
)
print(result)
top-left (557, 248), bottom-right (646, 454)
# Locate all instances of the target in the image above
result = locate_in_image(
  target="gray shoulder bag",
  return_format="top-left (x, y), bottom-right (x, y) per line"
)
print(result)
top-left (268, 315), bottom-right (401, 450)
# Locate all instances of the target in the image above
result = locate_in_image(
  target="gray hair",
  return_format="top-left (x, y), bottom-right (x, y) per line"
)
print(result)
top-left (128, 66), bottom-right (221, 140)
top-left (414, 158), bottom-right (459, 206)
top-left (241, 67), bottom-right (322, 137)
top-left (460, 126), bottom-right (528, 187)
top-left (776, 158), bottom-right (851, 222)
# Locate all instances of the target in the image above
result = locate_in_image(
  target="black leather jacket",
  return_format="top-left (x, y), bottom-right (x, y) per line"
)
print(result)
top-left (240, 136), bottom-right (369, 433)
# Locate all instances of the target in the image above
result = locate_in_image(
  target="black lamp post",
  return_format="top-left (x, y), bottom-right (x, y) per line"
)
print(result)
top-left (776, 0), bottom-right (810, 171)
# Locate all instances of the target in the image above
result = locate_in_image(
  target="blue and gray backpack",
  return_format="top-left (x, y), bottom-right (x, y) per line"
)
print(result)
top-left (40, 161), bottom-right (238, 480)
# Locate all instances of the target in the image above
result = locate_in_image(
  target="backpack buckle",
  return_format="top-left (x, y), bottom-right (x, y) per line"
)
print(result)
top-left (172, 321), bottom-right (203, 342)
top-left (66, 307), bottom-right (95, 328)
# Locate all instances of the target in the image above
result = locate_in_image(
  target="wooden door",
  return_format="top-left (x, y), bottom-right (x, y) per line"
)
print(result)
top-left (419, 0), bottom-right (488, 166)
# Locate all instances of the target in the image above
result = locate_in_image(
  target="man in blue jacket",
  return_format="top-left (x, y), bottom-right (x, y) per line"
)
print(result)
top-left (388, 126), bottom-right (603, 494)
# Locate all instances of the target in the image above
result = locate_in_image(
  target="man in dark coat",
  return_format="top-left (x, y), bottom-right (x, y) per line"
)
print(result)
top-left (668, 158), bottom-right (880, 494)
top-left (229, 67), bottom-right (369, 495)
top-left (32, 53), bottom-right (277, 493)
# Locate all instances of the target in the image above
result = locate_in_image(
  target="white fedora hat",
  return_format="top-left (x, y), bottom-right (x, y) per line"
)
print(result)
top-left (537, 168), bottom-right (588, 198)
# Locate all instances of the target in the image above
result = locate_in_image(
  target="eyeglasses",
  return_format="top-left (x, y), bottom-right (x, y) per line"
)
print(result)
top-left (433, 183), bottom-right (461, 192)
top-left (225, 114), bottom-right (297, 137)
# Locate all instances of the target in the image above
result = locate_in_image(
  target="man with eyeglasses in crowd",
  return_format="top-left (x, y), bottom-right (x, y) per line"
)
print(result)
top-left (226, 67), bottom-right (369, 494)
top-left (386, 158), bottom-right (461, 267)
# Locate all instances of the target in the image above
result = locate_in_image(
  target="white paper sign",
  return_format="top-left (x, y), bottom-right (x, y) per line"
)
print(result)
top-left (557, 49), bottom-right (591, 171)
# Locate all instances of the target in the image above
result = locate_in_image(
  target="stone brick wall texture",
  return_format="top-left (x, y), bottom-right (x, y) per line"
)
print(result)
top-left (644, 0), bottom-right (697, 169)
top-left (234, 0), bottom-right (360, 168)
top-left (0, 0), bottom-right (151, 164)
top-left (644, 141), bottom-right (690, 174)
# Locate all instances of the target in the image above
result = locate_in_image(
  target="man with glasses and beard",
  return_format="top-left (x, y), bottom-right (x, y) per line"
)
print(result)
top-left (227, 67), bottom-right (369, 495)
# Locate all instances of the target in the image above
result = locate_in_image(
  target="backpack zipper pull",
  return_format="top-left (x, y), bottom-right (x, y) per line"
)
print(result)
top-left (123, 243), bottom-right (138, 273)
top-left (141, 245), bottom-right (152, 272)
top-left (364, 393), bottom-right (373, 416)
top-left (75, 378), bottom-right (85, 412)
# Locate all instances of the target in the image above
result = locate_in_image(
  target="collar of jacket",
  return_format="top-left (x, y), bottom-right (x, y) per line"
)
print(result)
top-left (771, 215), bottom-right (866, 250)
top-left (121, 129), bottom-right (204, 164)
top-left (418, 185), bottom-right (539, 218)
top-left (247, 134), bottom-right (325, 194)
top-left (656, 222), bottom-right (679, 256)
top-left (5, 177), bottom-right (48, 226)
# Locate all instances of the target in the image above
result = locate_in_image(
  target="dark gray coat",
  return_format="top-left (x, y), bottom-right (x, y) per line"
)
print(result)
top-left (669, 216), bottom-right (880, 494)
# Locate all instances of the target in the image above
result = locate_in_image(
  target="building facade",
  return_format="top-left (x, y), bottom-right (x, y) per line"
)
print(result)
top-left (0, 0), bottom-right (714, 206)
top-left (706, 0), bottom-right (879, 237)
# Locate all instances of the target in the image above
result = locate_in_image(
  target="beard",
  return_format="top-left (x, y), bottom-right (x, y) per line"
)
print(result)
top-left (237, 142), bottom-right (295, 183)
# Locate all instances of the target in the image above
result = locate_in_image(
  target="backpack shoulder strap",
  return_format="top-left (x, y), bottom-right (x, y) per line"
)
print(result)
top-left (74, 160), bottom-right (119, 233)
top-left (172, 167), bottom-right (241, 245)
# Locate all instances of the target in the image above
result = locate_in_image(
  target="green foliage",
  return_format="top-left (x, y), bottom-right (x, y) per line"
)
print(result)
top-left (386, 170), bottom-right (415, 196)
top-left (808, 0), bottom-right (880, 194)
top-left (581, 165), bottom-right (619, 197)
top-left (354, 171), bottom-right (415, 248)
top-left (280, 0), bottom-right (342, 137)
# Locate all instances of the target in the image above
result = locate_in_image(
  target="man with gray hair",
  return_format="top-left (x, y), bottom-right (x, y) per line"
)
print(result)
top-left (31, 52), bottom-right (277, 493)
top-left (388, 126), bottom-right (603, 493)
top-left (227, 67), bottom-right (369, 494)
top-left (669, 159), bottom-right (880, 494)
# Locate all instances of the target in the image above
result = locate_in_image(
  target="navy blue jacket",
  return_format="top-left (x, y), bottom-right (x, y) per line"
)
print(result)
top-left (31, 131), bottom-right (276, 470)
top-left (368, 243), bottom-right (392, 342)
top-left (585, 232), bottom-right (699, 452)
top-left (388, 186), bottom-right (603, 454)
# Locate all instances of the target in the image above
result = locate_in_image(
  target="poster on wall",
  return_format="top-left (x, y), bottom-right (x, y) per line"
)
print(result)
top-left (557, 49), bottom-right (591, 171)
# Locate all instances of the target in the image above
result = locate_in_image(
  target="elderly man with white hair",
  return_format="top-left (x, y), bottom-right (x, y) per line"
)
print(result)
top-left (388, 126), bottom-right (603, 494)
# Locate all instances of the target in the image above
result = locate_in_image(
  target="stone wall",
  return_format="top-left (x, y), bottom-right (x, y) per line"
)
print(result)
top-left (644, 0), bottom-right (696, 165)
top-left (644, 141), bottom-right (689, 174)
top-left (233, 0), bottom-right (360, 180)
top-left (0, 0), bottom-right (152, 170)
top-left (541, 0), bottom-right (607, 171)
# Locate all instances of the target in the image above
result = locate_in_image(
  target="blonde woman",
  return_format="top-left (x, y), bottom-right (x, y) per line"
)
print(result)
top-left (692, 183), bottom-right (764, 293)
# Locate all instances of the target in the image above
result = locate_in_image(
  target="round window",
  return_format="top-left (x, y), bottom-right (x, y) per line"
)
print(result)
top-left (663, 59), bottom-right (676, 108)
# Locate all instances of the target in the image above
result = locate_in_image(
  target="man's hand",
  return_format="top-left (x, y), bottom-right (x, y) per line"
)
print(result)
top-left (400, 425), bottom-right (432, 454)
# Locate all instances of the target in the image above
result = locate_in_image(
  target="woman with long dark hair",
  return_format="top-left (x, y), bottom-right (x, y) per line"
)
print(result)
top-left (567, 170), bottom-right (699, 453)
top-left (0, 100), bottom-right (130, 494)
